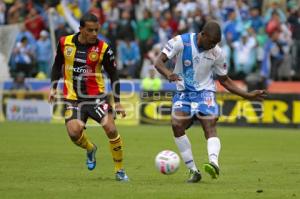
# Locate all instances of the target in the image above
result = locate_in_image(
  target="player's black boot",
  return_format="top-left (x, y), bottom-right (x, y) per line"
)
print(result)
top-left (187, 169), bottom-right (202, 183)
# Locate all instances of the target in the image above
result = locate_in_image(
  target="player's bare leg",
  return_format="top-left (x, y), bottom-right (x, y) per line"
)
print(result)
top-left (172, 111), bottom-right (201, 183)
top-left (102, 113), bottom-right (129, 181)
top-left (199, 117), bottom-right (220, 179)
top-left (66, 119), bottom-right (97, 170)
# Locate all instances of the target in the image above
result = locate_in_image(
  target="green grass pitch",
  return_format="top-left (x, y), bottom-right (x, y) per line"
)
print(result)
top-left (0, 122), bottom-right (299, 199)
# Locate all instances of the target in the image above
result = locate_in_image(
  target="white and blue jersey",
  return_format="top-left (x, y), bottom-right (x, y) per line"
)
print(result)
top-left (162, 33), bottom-right (228, 116)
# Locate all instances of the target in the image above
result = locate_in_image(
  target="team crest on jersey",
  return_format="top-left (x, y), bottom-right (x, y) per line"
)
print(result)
top-left (184, 60), bottom-right (192, 66)
top-left (65, 47), bottom-right (73, 57)
top-left (88, 52), bottom-right (99, 62)
top-left (204, 97), bottom-right (214, 107)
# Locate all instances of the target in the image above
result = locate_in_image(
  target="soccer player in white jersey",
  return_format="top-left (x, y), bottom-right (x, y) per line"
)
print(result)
top-left (154, 21), bottom-right (267, 183)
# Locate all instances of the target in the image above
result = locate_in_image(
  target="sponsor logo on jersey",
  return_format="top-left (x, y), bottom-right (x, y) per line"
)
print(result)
top-left (66, 65), bottom-right (93, 74)
top-left (204, 97), bottom-right (214, 107)
top-left (184, 59), bottom-right (192, 66)
top-left (74, 58), bottom-right (87, 64)
top-left (77, 50), bottom-right (86, 54)
top-left (203, 56), bottom-right (214, 61)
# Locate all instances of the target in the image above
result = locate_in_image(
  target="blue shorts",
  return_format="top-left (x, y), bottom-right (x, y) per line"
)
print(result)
top-left (172, 90), bottom-right (219, 116)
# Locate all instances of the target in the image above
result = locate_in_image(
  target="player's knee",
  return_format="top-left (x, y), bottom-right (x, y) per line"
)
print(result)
top-left (66, 121), bottom-right (84, 141)
top-left (204, 129), bottom-right (217, 139)
top-left (171, 120), bottom-right (185, 134)
top-left (105, 127), bottom-right (118, 139)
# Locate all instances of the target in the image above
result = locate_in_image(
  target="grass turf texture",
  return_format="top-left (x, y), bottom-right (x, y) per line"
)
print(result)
top-left (0, 122), bottom-right (299, 199)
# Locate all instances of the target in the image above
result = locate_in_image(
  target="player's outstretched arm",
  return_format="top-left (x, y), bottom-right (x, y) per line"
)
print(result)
top-left (218, 75), bottom-right (267, 101)
top-left (154, 53), bottom-right (181, 82)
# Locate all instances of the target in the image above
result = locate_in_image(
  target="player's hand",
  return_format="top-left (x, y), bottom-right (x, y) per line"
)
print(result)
top-left (115, 103), bottom-right (126, 118)
top-left (167, 73), bottom-right (182, 82)
top-left (246, 90), bottom-right (268, 101)
top-left (48, 89), bottom-right (56, 104)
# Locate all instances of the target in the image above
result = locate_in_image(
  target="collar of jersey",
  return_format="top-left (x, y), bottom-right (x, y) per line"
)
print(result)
top-left (193, 33), bottom-right (204, 54)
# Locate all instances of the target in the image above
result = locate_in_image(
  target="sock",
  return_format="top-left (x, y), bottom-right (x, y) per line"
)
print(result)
top-left (174, 134), bottom-right (198, 171)
top-left (207, 137), bottom-right (221, 167)
top-left (109, 134), bottom-right (123, 173)
top-left (74, 132), bottom-right (94, 152)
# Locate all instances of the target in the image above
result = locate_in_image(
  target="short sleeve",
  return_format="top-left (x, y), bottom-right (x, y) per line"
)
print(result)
top-left (161, 35), bottom-right (183, 59)
top-left (213, 52), bottom-right (228, 76)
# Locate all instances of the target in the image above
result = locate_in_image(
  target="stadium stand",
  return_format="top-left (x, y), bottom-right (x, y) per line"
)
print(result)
top-left (0, 0), bottom-right (299, 89)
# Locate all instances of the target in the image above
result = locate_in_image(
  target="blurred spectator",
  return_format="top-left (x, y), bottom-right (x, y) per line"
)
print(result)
top-left (118, 37), bottom-right (141, 78)
top-left (116, 10), bottom-right (136, 41)
top-left (249, 7), bottom-right (264, 33)
top-left (0, 0), bottom-right (5, 25)
top-left (0, 0), bottom-right (298, 82)
top-left (264, 0), bottom-right (286, 23)
top-left (54, 19), bottom-right (73, 43)
top-left (13, 36), bottom-right (36, 77)
top-left (77, 0), bottom-right (91, 14)
top-left (261, 29), bottom-right (287, 82)
top-left (102, 0), bottom-right (120, 23)
top-left (136, 9), bottom-right (155, 56)
top-left (24, 7), bottom-right (45, 39)
top-left (9, 72), bottom-right (31, 91)
top-left (158, 0), bottom-right (170, 14)
top-left (119, 0), bottom-right (136, 20)
top-left (2, 0), bottom-right (13, 24)
top-left (36, 30), bottom-right (52, 77)
top-left (223, 7), bottom-right (243, 43)
top-left (175, 0), bottom-right (196, 19)
top-left (163, 10), bottom-right (178, 36)
top-left (141, 67), bottom-right (162, 91)
top-left (232, 31), bottom-right (257, 78)
top-left (102, 21), bottom-right (118, 54)
top-left (236, 0), bottom-right (250, 21)
top-left (89, 0), bottom-right (105, 25)
top-left (7, 0), bottom-right (26, 24)
top-left (190, 8), bottom-right (206, 33)
top-left (56, 0), bottom-right (82, 20)
top-left (288, 7), bottom-right (300, 79)
top-left (156, 18), bottom-right (172, 47)
top-left (15, 24), bottom-right (37, 49)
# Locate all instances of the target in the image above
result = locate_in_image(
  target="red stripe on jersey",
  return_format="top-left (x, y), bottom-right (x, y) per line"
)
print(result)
top-left (59, 37), bottom-right (68, 97)
top-left (85, 40), bottom-right (104, 96)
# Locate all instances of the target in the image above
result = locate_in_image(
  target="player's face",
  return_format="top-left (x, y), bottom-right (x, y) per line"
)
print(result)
top-left (80, 21), bottom-right (99, 44)
top-left (201, 32), bottom-right (220, 50)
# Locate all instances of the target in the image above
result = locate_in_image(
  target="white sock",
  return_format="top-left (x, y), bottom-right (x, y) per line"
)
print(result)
top-left (174, 134), bottom-right (198, 171)
top-left (207, 137), bottom-right (221, 167)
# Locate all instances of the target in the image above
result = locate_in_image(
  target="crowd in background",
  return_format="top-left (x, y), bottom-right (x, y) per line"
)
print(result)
top-left (1, 0), bottom-right (300, 90)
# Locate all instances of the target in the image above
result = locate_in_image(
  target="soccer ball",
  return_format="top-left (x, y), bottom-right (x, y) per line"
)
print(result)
top-left (155, 150), bottom-right (180, 175)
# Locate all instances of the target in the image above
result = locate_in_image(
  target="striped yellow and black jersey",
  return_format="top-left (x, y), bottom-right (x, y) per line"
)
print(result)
top-left (51, 33), bottom-right (120, 102)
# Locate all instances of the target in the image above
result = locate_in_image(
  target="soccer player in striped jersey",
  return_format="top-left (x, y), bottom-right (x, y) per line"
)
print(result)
top-left (155, 21), bottom-right (267, 183)
top-left (49, 13), bottom-right (129, 181)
